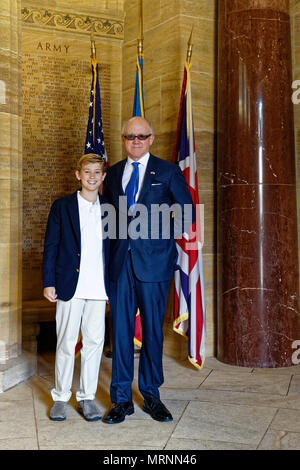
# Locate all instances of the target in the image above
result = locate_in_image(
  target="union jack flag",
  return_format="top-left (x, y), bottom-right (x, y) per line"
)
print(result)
top-left (172, 60), bottom-right (206, 369)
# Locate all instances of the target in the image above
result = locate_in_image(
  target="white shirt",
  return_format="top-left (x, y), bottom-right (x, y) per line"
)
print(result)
top-left (122, 152), bottom-right (150, 202)
top-left (73, 192), bottom-right (107, 300)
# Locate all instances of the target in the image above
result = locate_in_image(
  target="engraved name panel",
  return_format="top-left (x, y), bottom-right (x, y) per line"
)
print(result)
top-left (22, 46), bottom-right (110, 299)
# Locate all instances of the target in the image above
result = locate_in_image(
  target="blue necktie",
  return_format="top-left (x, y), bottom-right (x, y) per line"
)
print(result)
top-left (125, 162), bottom-right (140, 210)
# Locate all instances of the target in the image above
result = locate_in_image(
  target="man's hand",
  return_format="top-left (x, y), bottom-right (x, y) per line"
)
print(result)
top-left (43, 287), bottom-right (57, 302)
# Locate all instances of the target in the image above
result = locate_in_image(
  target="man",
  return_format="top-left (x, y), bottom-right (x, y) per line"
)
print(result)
top-left (103, 117), bottom-right (194, 424)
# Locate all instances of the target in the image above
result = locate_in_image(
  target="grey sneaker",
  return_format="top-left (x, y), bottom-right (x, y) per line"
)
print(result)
top-left (49, 401), bottom-right (67, 421)
top-left (78, 400), bottom-right (102, 421)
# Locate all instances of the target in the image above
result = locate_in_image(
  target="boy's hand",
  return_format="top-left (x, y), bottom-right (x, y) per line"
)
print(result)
top-left (43, 287), bottom-right (57, 302)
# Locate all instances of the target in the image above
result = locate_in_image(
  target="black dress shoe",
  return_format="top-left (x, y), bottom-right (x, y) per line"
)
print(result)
top-left (143, 397), bottom-right (173, 422)
top-left (103, 402), bottom-right (134, 424)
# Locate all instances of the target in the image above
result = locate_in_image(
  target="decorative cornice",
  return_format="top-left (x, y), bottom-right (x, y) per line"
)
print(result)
top-left (21, 6), bottom-right (124, 39)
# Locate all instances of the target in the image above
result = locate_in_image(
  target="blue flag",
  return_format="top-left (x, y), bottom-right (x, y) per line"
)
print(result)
top-left (132, 52), bottom-right (144, 347)
top-left (133, 54), bottom-right (145, 117)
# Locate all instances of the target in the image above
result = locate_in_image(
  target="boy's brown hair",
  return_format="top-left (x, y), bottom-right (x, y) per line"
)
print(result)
top-left (76, 153), bottom-right (107, 173)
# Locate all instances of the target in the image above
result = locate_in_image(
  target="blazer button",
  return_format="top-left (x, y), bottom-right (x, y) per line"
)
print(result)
top-left (77, 253), bottom-right (80, 256)
top-left (76, 268), bottom-right (79, 272)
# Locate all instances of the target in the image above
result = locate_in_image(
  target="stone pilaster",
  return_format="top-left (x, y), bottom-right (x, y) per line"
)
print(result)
top-left (0, 0), bottom-right (36, 391)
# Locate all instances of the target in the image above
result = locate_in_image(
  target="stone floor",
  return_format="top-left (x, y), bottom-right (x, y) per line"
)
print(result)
top-left (0, 351), bottom-right (300, 450)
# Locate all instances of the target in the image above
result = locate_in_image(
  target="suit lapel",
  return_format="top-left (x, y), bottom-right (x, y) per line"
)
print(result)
top-left (137, 154), bottom-right (158, 205)
top-left (117, 159), bottom-right (127, 197)
top-left (98, 193), bottom-right (108, 267)
top-left (109, 159), bottom-right (127, 211)
top-left (67, 191), bottom-right (81, 246)
top-left (99, 193), bottom-right (108, 237)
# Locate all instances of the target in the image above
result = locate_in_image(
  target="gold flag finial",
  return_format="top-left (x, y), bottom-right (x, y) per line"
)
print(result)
top-left (91, 31), bottom-right (96, 59)
top-left (186, 26), bottom-right (193, 64)
top-left (137, 0), bottom-right (144, 55)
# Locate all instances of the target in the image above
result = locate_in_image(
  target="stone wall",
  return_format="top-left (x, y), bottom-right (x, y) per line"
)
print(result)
top-left (21, 0), bottom-right (124, 303)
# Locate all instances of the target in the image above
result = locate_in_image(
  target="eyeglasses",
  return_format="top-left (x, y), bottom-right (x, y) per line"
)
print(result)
top-left (122, 134), bottom-right (152, 141)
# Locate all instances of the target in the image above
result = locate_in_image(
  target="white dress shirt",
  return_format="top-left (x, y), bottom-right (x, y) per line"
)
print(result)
top-left (122, 152), bottom-right (150, 202)
top-left (73, 191), bottom-right (107, 300)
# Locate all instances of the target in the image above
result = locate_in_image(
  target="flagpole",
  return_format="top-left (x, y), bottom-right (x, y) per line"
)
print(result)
top-left (91, 32), bottom-right (96, 59)
top-left (138, 0), bottom-right (144, 56)
top-left (186, 27), bottom-right (193, 64)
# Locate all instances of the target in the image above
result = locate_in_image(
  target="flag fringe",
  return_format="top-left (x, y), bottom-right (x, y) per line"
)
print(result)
top-left (134, 338), bottom-right (142, 348)
top-left (188, 354), bottom-right (206, 370)
top-left (173, 325), bottom-right (188, 339)
top-left (173, 312), bottom-right (189, 330)
top-left (173, 315), bottom-right (206, 370)
top-left (173, 312), bottom-right (188, 339)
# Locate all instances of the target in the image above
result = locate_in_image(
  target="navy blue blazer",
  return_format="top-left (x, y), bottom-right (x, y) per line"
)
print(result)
top-left (104, 154), bottom-right (195, 282)
top-left (43, 190), bottom-right (110, 301)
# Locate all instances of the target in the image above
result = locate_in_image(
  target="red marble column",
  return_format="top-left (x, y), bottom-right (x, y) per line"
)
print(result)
top-left (217, 0), bottom-right (300, 367)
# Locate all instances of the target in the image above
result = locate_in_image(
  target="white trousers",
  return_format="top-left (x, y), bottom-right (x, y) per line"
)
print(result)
top-left (51, 298), bottom-right (106, 403)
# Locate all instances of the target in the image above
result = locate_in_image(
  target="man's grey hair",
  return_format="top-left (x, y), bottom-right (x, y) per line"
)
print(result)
top-left (121, 117), bottom-right (154, 136)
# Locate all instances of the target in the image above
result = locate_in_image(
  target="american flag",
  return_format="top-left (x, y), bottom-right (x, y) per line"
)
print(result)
top-left (75, 56), bottom-right (107, 358)
top-left (172, 60), bottom-right (206, 369)
top-left (85, 58), bottom-right (107, 161)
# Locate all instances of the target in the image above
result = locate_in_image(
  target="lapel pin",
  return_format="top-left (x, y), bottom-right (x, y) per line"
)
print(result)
top-left (150, 171), bottom-right (156, 175)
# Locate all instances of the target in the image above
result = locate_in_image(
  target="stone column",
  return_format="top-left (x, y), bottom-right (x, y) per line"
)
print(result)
top-left (217, 0), bottom-right (300, 367)
top-left (0, 0), bottom-right (36, 391)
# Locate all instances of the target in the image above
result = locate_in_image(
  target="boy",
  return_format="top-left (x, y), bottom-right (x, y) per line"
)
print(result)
top-left (43, 153), bottom-right (109, 422)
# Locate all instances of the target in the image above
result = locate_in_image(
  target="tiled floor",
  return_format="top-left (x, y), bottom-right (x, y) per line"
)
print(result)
top-left (0, 351), bottom-right (300, 450)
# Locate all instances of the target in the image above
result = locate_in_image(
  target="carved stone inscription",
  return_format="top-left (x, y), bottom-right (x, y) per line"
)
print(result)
top-left (22, 51), bottom-right (110, 299)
